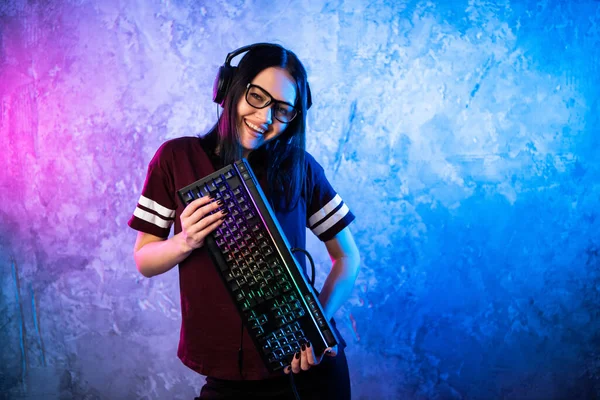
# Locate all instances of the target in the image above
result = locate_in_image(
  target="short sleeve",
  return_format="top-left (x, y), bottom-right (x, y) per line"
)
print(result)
top-left (305, 154), bottom-right (355, 242)
top-left (128, 142), bottom-right (177, 238)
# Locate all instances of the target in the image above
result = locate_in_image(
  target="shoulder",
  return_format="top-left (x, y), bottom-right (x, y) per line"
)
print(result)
top-left (302, 150), bottom-right (325, 174)
top-left (157, 136), bottom-right (204, 155)
top-left (151, 136), bottom-right (208, 164)
top-left (302, 151), bottom-right (330, 187)
top-left (302, 150), bottom-right (320, 166)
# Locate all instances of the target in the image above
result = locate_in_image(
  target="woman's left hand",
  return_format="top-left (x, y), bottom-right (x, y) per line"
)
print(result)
top-left (284, 342), bottom-right (338, 374)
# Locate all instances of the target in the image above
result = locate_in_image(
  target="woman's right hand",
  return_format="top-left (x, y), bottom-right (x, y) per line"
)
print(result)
top-left (180, 195), bottom-right (226, 252)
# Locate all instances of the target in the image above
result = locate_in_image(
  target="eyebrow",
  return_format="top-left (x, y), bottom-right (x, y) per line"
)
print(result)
top-left (252, 83), bottom-right (296, 107)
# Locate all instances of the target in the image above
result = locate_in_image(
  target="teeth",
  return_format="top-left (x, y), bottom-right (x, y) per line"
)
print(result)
top-left (246, 121), bottom-right (266, 134)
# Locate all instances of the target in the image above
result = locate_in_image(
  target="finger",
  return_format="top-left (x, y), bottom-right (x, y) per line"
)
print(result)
top-left (189, 199), bottom-right (223, 223)
top-left (304, 342), bottom-right (318, 366)
top-left (181, 199), bottom-right (218, 229)
top-left (201, 213), bottom-right (226, 234)
top-left (181, 195), bottom-right (213, 218)
top-left (200, 206), bottom-right (228, 228)
top-left (284, 365), bottom-right (291, 375)
top-left (324, 344), bottom-right (338, 358)
top-left (184, 201), bottom-right (223, 230)
top-left (289, 351), bottom-right (300, 374)
top-left (300, 343), bottom-right (312, 371)
top-left (186, 210), bottom-right (226, 243)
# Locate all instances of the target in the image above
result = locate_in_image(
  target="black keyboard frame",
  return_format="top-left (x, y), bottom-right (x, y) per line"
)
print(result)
top-left (177, 159), bottom-right (339, 372)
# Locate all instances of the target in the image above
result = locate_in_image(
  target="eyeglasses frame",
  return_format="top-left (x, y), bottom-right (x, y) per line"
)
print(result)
top-left (244, 83), bottom-right (300, 124)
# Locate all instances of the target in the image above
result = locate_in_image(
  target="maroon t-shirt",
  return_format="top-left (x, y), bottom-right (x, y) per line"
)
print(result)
top-left (128, 136), bottom-right (355, 380)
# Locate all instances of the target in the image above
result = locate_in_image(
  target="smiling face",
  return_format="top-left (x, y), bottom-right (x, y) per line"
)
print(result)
top-left (236, 67), bottom-right (297, 157)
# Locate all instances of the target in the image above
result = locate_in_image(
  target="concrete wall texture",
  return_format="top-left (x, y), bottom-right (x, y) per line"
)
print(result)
top-left (1, 0), bottom-right (599, 399)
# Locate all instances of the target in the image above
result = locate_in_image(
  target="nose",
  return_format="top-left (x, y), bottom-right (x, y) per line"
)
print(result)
top-left (257, 106), bottom-right (273, 124)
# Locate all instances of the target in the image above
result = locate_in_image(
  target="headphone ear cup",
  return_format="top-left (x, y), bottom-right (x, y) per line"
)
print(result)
top-left (213, 66), bottom-right (236, 106)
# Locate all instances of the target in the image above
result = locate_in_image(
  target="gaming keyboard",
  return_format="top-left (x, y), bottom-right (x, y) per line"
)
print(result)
top-left (177, 159), bottom-right (339, 372)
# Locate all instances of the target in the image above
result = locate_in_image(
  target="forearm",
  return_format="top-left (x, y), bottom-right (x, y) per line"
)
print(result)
top-left (134, 232), bottom-right (193, 277)
top-left (318, 256), bottom-right (360, 320)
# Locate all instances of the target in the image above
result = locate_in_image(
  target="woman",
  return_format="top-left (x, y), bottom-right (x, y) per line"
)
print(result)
top-left (128, 43), bottom-right (360, 399)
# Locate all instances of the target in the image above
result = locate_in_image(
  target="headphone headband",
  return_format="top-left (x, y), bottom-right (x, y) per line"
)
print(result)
top-left (223, 43), bottom-right (282, 67)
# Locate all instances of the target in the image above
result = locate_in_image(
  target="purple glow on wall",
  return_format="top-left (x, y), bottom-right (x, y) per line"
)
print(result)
top-left (2, 0), bottom-right (600, 399)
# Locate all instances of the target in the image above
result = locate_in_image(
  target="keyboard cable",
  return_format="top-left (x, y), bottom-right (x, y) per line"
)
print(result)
top-left (290, 247), bottom-right (316, 287)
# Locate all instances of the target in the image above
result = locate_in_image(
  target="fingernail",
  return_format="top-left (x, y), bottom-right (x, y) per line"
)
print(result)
top-left (217, 200), bottom-right (224, 205)
top-left (221, 209), bottom-right (228, 214)
top-left (295, 352), bottom-right (300, 359)
top-left (306, 342), bottom-right (311, 348)
top-left (301, 344), bottom-right (306, 351)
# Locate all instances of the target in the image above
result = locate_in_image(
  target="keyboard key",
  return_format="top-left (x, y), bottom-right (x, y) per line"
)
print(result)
top-left (182, 191), bottom-right (194, 203)
top-left (241, 301), bottom-right (250, 312)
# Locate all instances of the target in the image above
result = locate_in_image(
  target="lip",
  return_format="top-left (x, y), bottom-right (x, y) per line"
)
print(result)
top-left (244, 119), bottom-right (266, 138)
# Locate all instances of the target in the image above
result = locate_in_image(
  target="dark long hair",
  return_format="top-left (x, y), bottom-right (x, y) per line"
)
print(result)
top-left (204, 44), bottom-right (310, 211)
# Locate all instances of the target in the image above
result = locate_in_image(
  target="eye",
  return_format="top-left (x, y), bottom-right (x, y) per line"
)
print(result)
top-left (250, 92), bottom-right (264, 102)
top-left (275, 105), bottom-right (293, 116)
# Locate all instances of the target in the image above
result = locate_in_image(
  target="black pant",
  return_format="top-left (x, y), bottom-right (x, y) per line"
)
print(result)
top-left (197, 350), bottom-right (351, 400)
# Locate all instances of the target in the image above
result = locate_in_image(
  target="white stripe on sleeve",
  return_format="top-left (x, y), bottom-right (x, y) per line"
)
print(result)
top-left (308, 194), bottom-right (342, 227)
top-left (138, 195), bottom-right (176, 219)
top-left (311, 203), bottom-right (350, 237)
top-left (133, 207), bottom-right (173, 229)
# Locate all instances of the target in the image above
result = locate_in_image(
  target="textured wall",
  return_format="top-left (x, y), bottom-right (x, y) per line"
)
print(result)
top-left (1, 0), bottom-right (599, 399)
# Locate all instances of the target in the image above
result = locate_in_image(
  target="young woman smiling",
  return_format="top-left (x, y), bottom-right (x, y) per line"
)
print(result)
top-left (129, 43), bottom-right (360, 399)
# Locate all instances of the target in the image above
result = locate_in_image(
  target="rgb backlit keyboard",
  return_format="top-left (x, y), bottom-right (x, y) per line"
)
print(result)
top-left (177, 159), bottom-right (338, 372)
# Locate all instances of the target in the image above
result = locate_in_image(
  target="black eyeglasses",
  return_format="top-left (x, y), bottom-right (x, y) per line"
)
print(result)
top-left (245, 83), bottom-right (299, 124)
